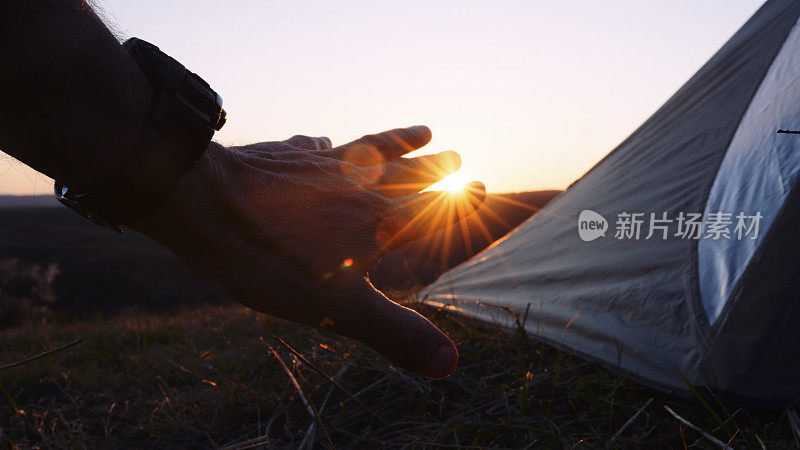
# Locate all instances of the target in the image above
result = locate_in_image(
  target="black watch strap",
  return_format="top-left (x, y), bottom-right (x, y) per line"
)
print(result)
top-left (54, 37), bottom-right (226, 232)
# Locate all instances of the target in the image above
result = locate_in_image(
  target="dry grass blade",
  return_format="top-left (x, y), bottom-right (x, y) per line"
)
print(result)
top-left (610, 397), bottom-right (653, 443)
top-left (301, 367), bottom-right (344, 449)
top-left (755, 434), bottom-right (767, 450)
top-left (786, 408), bottom-right (800, 447)
top-left (299, 366), bottom-right (347, 450)
top-left (219, 434), bottom-right (270, 450)
top-left (724, 428), bottom-right (740, 449)
top-left (664, 405), bottom-right (734, 450)
top-left (513, 303), bottom-right (531, 332)
top-left (0, 339), bottom-right (82, 371)
top-left (521, 302), bottom-right (531, 330)
top-left (267, 345), bottom-right (334, 449)
top-left (273, 335), bottom-right (388, 426)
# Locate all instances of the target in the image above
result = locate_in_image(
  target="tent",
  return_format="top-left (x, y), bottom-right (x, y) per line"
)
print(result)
top-left (421, 0), bottom-right (800, 403)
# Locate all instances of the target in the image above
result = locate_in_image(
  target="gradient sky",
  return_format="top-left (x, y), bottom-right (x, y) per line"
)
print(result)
top-left (0, 0), bottom-right (764, 195)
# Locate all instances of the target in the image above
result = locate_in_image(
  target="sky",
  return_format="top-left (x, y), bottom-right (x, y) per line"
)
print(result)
top-left (0, 0), bottom-right (765, 195)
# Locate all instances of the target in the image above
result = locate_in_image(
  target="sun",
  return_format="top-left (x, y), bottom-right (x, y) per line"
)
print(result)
top-left (430, 170), bottom-right (473, 192)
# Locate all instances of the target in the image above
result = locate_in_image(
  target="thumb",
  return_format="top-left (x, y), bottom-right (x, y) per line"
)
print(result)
top-left (322, 276), bottom-right (458, 379)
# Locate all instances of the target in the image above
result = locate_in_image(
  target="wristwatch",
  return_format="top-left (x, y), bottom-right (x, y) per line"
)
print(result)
top-left (54, 37), bottom-right (226, 233)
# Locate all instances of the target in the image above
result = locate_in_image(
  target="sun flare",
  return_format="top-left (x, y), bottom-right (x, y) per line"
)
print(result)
top-left (430, 170), bottom-right (474, 192)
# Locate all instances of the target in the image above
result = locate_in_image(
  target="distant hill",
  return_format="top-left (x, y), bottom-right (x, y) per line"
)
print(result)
top-left (0, 195), bottom-right (60, 208)
top-left (0, 191), bottom-right (560, 317)
top-left (0, 206), bottom-right (228, 317)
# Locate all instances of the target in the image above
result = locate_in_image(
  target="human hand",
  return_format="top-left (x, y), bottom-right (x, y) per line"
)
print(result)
top-left (132, 126), bottom-right (485, 378)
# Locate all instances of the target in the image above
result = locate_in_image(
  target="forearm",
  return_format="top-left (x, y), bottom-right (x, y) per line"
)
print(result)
top-left (0, 0), bottom-right (152, 191)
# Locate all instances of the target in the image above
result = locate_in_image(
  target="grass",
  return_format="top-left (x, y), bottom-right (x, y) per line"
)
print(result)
top-left (0, 302), bottom-right (797, 448)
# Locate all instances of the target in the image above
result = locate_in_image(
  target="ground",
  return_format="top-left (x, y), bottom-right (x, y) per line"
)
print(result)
top-left (0, 302), bottom-right (796, 449)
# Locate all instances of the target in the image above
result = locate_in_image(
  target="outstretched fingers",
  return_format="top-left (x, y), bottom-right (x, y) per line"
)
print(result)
top-left (364, 151), bottom-right (462, 197)
top-left (324, 125), bottom-right (432, 167)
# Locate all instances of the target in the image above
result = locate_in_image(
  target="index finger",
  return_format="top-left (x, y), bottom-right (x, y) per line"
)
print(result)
top-left (324, 125), bottom-right (432, 167)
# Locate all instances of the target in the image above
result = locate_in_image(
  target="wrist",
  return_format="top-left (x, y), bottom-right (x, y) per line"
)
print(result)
top-left (129, 142), bottom-right (228, 246)
top-left (54, 37), bottom-right (227, 231)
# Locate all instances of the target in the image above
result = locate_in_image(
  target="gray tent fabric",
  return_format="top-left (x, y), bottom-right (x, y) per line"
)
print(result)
top-left (420, 0), bottom-right (800, 403)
